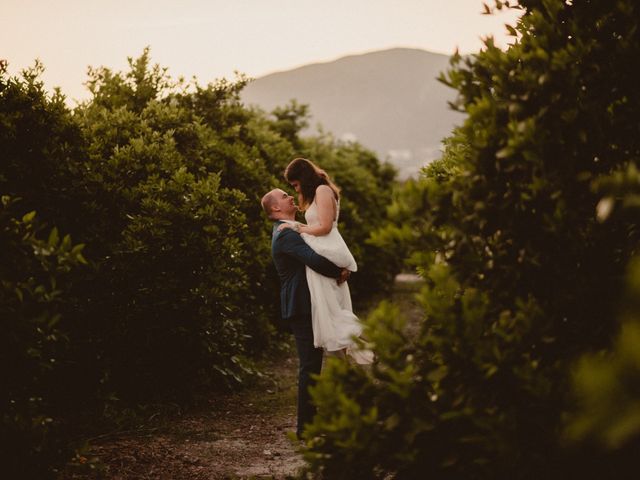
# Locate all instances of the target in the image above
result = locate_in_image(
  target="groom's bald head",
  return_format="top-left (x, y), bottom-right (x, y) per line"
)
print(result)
top-left (261, 188), bottom-right (297, 220)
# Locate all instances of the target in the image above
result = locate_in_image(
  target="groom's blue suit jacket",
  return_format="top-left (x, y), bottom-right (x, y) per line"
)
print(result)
top-left (271, 221), bottom-right (342, 320)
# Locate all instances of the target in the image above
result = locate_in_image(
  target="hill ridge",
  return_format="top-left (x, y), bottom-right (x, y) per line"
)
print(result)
top-left (242, 47), bottom-right (465, 178)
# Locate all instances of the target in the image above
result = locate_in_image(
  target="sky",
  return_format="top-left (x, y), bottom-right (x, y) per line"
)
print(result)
top-left (2, 0), bottom-right (521, 103)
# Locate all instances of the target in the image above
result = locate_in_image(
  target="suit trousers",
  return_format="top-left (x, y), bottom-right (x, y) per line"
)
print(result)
top-left (288, 313), bottom-right (324, 438)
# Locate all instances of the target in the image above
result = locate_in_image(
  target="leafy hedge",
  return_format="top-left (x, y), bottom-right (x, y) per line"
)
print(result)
top-left (0, 51), bottom-right (398, 476)
top-left (0, 198), bottom-right (87, 477)
top-left (304, 1), bottom-right (640, 478)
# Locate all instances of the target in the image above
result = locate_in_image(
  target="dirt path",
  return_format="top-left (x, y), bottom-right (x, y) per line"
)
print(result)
top-left (60, 275), bottom-right (423, 480)
top-left (60, 354), bottom-right (304, 480)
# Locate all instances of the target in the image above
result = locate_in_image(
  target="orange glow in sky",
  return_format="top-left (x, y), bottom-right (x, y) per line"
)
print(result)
top-left (2, 0), bottom-right (521, 103)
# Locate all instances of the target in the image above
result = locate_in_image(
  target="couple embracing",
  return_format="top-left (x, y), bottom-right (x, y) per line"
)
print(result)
top-left (261, 157), bottom-right (373, 439)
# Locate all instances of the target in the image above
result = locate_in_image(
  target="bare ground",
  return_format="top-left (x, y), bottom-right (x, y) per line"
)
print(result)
top-left (59, 275), bottom-right (423, 480)
top-left (59, 353), bottom-right (305, 480)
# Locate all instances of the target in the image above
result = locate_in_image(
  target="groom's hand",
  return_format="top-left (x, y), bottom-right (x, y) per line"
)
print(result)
top-left (337, 268), bottom-right (351, 285)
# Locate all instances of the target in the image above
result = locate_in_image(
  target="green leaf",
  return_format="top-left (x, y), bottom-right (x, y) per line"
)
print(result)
top-left (48, 227), bottom-right (59, 247)
top-left (22, 211), bottom-right (36, 223)
top-left (496, 147), bottom-right (514, 159)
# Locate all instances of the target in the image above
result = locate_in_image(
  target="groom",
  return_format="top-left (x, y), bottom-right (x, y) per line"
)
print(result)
top-left (261, 188), bottom-right (349, 439)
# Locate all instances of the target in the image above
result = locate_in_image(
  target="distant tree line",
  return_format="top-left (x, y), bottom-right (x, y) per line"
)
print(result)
top-left (0, 51), bottom-right (398, 477)
top-left (305, 0), bottom-right (640, 478)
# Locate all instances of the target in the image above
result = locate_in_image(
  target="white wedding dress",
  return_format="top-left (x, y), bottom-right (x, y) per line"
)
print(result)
top-left (300, 198), bottom-right (374, 364)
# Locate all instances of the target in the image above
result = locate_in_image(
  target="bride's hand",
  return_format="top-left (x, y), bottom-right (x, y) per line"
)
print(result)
top-left (277, 222), bottom-right (300, 232)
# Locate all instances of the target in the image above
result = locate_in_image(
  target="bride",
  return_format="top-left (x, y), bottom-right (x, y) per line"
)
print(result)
top-left (278, 158), bottom-right (373, 365)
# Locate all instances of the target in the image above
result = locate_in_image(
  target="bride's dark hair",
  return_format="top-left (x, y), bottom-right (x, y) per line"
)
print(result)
top-left (284, 158), bottom-right (340, 211)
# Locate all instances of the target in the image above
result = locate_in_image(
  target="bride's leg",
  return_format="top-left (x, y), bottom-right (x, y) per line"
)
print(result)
top-left (326, 349), bottom-right (348, 361)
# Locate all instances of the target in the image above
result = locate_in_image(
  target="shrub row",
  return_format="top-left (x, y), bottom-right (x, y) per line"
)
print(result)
top-left (305, 1), bottom-right (640, 478)
top-left (0, 51), bottom-right (398, 476)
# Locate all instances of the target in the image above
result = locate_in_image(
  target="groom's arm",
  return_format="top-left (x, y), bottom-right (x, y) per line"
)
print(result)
top-left (278, 229), bottom-right (342, 278)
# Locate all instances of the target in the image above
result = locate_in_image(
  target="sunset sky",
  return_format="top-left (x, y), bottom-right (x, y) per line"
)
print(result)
top-left (2, 0), bottom-right (521, 103)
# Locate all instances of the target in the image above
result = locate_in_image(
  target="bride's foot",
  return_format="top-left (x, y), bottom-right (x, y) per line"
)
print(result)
top-left (346, 344), bottom-right (374, 365)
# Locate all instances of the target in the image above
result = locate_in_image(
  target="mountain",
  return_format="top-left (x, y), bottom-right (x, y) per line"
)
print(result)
top-left (241, 47), bottom-right (465, 178)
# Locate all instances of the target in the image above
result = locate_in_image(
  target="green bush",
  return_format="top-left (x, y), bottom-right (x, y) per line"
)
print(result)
top-left (304, 1), bottom-right (640, 478)
top-left (1, 48), bottom-right (401, 474)
top-left (0, 197), bottom-right (86, 478)
top-left (565, 163), bottom-right (640, 471)
top-left (70, 53), bottom-right (278, 400)
top-left (565, 258), bottom-right (640, 468)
